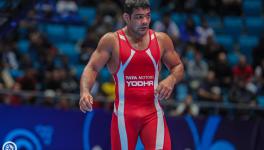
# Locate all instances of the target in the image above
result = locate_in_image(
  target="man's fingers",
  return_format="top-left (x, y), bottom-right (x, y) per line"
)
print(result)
top-left (156, 79), bottom-right (175, 100)
top-left (79, 95), bottom-right (93, 112)
top-left (79, 105), bottom-right (86, 113)
top-left (158, 87), bottom-right (166, 100)
top-left (158, 86), bottom-right (173, 100)
top-left (165, 90), bottom-right (172, 99)
top-left (83, 99), bottom-right (93, 111)
top-left (81, 98), bottom-right (90, 108)
top-left (84, 95), bottom-right (93, 105)
top-left (90, 96), bottom-right (93, 104)
top-left (155, 85), bottom-right (161, 95)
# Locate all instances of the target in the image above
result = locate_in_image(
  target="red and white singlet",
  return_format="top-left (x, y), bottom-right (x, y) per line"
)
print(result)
top-left (111, 29), bottom-right (171, 150)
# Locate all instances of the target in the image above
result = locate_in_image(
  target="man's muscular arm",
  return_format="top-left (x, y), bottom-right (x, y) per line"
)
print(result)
top-left (156, 32), bottom-right (184, 100)
top-left (79, 32), bottom-right (114, 113)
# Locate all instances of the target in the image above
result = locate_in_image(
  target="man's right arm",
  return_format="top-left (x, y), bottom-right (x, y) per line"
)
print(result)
top-left (79, 32), bottom-right (114, 113)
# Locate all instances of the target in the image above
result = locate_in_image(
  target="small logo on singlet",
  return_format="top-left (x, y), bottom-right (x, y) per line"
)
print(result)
top-left (2, 141), bottom-right (17, 150)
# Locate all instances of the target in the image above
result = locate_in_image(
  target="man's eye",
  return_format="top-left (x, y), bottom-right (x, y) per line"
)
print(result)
top-left (136, 16), bottom-right (143, 19)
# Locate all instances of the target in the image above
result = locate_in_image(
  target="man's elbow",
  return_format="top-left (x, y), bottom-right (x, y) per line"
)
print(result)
top-left (82, 64), bottom-right (98, 77)
top-left (170, 63), bottom-right (184, 82)
top-left (178, 64), bottom-right (184, 81)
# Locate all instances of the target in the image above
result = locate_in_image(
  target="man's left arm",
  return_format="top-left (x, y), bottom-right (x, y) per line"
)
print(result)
top-left (156, 32), bottom-right (184, 100)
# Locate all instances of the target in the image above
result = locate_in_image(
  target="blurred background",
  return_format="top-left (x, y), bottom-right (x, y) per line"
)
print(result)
top-left (0, 0), bottom-right (264, 150)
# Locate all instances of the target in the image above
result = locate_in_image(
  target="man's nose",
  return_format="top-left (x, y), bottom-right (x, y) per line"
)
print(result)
top-left (142, 17), bottom-right (149, 24)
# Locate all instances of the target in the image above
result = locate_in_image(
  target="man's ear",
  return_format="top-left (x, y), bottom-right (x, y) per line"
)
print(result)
top-left (123, 13), bottom-right (130, 24)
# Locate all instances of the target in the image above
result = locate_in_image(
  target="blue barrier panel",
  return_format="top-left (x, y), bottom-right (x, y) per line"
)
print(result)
top-left (0, 105), bottom-right (262, 150)
top-left (0, 105), bottom-right (84, 149)
top-left (167, 115), bottom-right (258, 150)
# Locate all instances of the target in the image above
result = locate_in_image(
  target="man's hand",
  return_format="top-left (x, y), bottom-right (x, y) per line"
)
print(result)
top-left (155, 76), bottom-right (176, 100)
top-left (79, 92), bottom-right (93, 113)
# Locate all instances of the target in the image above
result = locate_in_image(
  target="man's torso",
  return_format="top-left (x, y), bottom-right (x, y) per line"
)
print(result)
top-left (111, 28), bottom-right (163, 116)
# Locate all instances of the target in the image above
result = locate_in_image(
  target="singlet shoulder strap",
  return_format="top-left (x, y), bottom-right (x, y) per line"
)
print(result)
top-left (117, 29), bottom-right (126, 41)
top-left (149, 29), bottom-right (156, 41)
top-left (148, 29), bottom-right (160, 63)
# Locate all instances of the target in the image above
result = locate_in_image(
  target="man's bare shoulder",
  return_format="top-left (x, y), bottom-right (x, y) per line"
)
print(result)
top-left (154, 31), bottom-right (174, 51)
top-left (155, 31), bottom-right (171, 42)
top-left (97, 32), bottom-right (118, 52)
top-left (100, 32), bottom-right (118, 44)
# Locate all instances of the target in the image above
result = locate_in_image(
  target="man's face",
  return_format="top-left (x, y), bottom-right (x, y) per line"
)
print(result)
top-left (126, 8), bottom-right (151, 36)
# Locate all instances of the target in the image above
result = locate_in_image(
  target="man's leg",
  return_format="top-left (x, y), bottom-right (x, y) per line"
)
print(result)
top-left (111, 113), bottom-right (139, 150)
top-left (140, 115), bottom-right (171, 150)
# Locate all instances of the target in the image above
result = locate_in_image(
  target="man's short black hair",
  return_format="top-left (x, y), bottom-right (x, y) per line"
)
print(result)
top-left (124, 0), bottom-right (150, 15)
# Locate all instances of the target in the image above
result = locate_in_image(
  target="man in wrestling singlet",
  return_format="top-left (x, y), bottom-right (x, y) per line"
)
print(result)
top-left (79, 0), bottom-right (184, 149)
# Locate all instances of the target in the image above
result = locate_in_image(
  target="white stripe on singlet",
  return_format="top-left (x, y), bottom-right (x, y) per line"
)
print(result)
top-left (116, 49), bottom-right (135, 150)
top-left (151, 34), bottom-right (155, 40)
top-left (146, 49), bottom-right (165, 149)
top-left (119, 34), bottom-right (126, 41)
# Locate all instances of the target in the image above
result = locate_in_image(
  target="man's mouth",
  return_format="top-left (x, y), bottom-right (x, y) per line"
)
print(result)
top-left (139, 27), bottom-right (148, 30)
